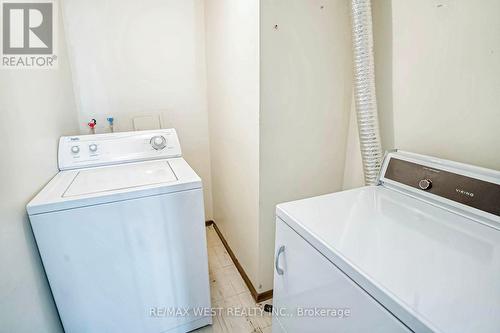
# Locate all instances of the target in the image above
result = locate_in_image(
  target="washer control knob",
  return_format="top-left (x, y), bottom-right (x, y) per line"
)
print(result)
top-left (89, 144), bottom-right (98, 152)
top-left (150, 135), bottom-right (167, 150)
top-left (418, 179), bottom-right (432, 190)
top-left (71, 145), bottom-right (80, 154)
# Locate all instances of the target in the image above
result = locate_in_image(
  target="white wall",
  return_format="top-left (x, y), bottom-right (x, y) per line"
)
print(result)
top-left (205, 0), bottom-right (261, 286)
top-left (0, 5), bottom-right (78, 332)
top-left (259, 0), bottom-right (353, 291)
top-left (62, 0), bottom-right (214, 218)
top-left (378, 0), bottom-right (500, 170)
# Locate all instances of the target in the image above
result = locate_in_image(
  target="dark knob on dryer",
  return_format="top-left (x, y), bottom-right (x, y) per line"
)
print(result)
top-left (418, 179), bottom-right (432, 190)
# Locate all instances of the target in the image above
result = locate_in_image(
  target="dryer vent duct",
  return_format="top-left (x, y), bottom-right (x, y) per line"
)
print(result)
top-left (350, 0), bottom-right (383, 185)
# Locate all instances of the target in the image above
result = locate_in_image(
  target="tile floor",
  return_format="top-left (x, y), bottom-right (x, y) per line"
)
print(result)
top-left (193, 225), bottom-right (273, 333)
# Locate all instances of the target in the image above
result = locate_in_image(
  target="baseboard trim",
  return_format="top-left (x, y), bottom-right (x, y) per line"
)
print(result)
top-left (206, 220), bottom-right (273, 303)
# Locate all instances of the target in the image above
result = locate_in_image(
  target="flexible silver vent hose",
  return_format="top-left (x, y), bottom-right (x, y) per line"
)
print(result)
top-left (350, 0), bottom-right (383, 185)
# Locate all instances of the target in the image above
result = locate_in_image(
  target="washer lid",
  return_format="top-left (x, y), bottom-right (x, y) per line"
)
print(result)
top-left (27, 158), bottom-right (201, 215)
top-left (63, 160), bottom-right (177, 197)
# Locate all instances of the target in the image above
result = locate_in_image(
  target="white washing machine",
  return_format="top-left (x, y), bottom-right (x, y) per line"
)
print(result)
top-left (27, 129), bottom-right (211, 333)
top-left (272, 150), bottom-right (500, 333)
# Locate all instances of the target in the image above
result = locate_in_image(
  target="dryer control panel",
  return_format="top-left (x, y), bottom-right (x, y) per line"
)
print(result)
top-left (379, 151), bottom-right (500, 224)
top-left (58, 129), bottom-right (182, 170)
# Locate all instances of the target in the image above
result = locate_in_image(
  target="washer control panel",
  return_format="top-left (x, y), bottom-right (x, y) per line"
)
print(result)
top-left (58, 129), bottom-right (182, 170)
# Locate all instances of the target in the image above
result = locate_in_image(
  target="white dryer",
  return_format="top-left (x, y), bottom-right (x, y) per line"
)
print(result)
top-left (272, 150), bottom-right (500, 333)
top-left (27, 129), bottom-right (211, 333)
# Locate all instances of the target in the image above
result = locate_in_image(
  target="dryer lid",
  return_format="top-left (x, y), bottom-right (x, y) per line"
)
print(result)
top-left (277, 186), bottom-right (500, 333)
top-left (63, 160), bottom-right (178, 197)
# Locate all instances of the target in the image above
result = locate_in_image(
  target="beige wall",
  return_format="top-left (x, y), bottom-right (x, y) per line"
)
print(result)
top-left (259, 0), bottom-right (353, 291)
top-left (205, 0), bottom-right (261, 285)
top-left (0, 5), bottom-right (78, 332)
top-left (377, 0), bottom-right (500, 170)
top-left (62, 0), bottom-right (214, 218)
top-left (206, 0), bottom-right (353, 292)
